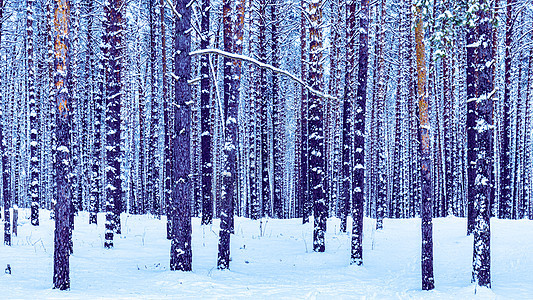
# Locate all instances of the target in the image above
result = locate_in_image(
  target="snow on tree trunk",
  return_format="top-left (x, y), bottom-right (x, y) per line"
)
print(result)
top-left (52, 0), bottom-right (72, 290)
top-left (103, 0), bottom-right (123, 248)
top-left (200, 0), bottom-right (213, 226)
top-left (374, 0), bottom-right (387, 231)
top-left (466, 16), bottom-right (478, 236)
top-left (170, 0), bottom-right (193, 272)
top-left (299, 0), bottom-right (309, 223)
top-left (349, 0), bottom-right (368, 266)
top-left (27, 0), bottom-right (41, 227)
top-left (258, 0), bottom-right (270, 219)
top-left (472, 0), bottom-right (493, 288)
top-left (87, 0), bottom-right (99, 225)
top-left (526, 48), bottom-right (533, 220)
top-left (148, 0), bottom-right (161, 217)
top-left (160, 0), bottom-right (174, 237)
top-left (271, 0), bottom-right (284, 219)
top-left (307, 0), bottom-right (326, 253)
top-left (249, 0), bottom-right (262, 220)
top-left (499, 0), bottom-right (514, 220)
top-left (217, 0), bottom-right (244, 268)
top-left (415, 4), bottom-right (434, 291)
top-left (0, 0), bottom-right (10, 247)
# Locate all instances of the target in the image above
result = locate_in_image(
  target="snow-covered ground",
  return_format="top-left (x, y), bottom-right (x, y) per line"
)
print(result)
top-left (1, 209), bottom-right (532, 299)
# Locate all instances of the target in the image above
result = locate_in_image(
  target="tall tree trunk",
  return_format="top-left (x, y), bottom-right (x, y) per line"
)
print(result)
top-left (28, 0), bottom-right (40, 226)
top-left (162, 0), bottom-right (174, 237)
top-left (170, 0), bottom-right (193, 271)
top-left (374, 0), bottom-right (387, 230)
top-left (52, 0), bottom-right (72, 290)
top-left (103, 0), bottom-right (123, 248)
top-left (472, 0), bottom-right (493, 288)
top-left (200, 0), bottom-right (213, 225)
top-left (466, 17), bottom-right (478, 236)
top-left (522, 47), bottom-right (533, 220)
top-left (0, 0), bottom-right (10, 247)
top-left (349, 0), bottom-right (368, 266)
top-left (499, 0), bottom-right (514, 219)
top-left (299, 0), bottom-right (309, 223)
top-left (415, 5), bottom-right (434, 291)
top-left (271, 0), bottom-right (283, 219)
top-left (217, 0), bottom-right (243, 269)
top-left (258, 0), bottom-right (270, 219)
top-left (86, 0), bottom-right (98, 225)
top-left (249, 0), bottom-right (262, 220)
top-left (148, 0), bottom-right (160, 217)
top-left (308, 0), bottom-right (326, 252)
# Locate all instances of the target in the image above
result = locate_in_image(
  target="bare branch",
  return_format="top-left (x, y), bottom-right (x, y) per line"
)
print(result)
top-left (189, 48), bottom-right (337, 100)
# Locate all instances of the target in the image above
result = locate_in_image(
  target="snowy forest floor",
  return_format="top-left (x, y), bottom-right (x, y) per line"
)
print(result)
top-left (1, 209), bottom-right (532, 299)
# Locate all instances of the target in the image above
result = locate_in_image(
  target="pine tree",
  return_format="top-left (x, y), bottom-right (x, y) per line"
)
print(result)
top-left (217, 0), bottom-right (244, 268)
top-left (258, 0), bottom-right (270, 219)
top-left (349, 0), bottom-right (369, 266)
top-left (200, 0), bottom-right (213, 225)
top-left (271, 0), bottom-right (284, 219)
top-left (374, 0), bottom-right (387, 231)
top-left (52, 0), bottom-right (72, 290)
top-left (472, 0), bottom-right (493, 288)
top-left (499, 0), bottom-right (514, 219)
top-left (86, 0), bottom-right (99, 225)
top-left (299, 0), bottom-right (309, 223)
top-left (148, 0), bottom-right (161, 217)
top-left (249, 0), bottom-right (263, 220)
top-left (103, 0), bottom-right (124, 248)
top-left (341, 0), bottom-right (355, 237)
top-left (161, 0), bottom-right (174, 237)
top-left (307, 0), bottom-right (326, 252)
top-left (415, 2), bottom-right (434, 291)
top-left (466, 1), bottom-right (478, 236)
top-left (170, 0), bottom-right (193, 272)
top-left (27, 0), bottom-right (41, 226)
top-left (0, 0), bottom-right (10, 247)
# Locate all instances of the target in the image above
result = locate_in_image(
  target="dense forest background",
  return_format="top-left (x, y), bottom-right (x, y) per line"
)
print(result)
top-left (0, 0), bottom-right (532, 291)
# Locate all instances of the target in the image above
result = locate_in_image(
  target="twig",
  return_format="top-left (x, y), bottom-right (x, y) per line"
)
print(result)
top-left (165, 0), bottom-right (181, 19)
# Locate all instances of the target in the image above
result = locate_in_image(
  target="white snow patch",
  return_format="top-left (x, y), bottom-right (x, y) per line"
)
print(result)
top-left (0, 210), bottom-right (532, 298)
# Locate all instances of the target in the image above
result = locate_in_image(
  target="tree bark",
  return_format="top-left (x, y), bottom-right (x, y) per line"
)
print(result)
top-left (170, 0), bottom-right (193, 271)
top-left (472, 0), bottom-right (493, 288)
top-left (415, 5), bottom-right (434, 291)
top-left (200, 0), bottom-right (213, 225)
top-left (103, 0), bottom-right (123, 248)
top-left (349, 0), bottom-right (368, 266)
top-left (308, 0), bottom-right (326, 252)
top-left (52, 0), bottom-right (72, 290)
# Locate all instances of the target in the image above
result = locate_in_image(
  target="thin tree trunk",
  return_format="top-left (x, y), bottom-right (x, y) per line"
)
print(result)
top-left (0, 0), bottom-right (10, 247)
top-left (466, 19), bottom-right (478, 236)
top-left (200, 0), bottom-right (213, 225)
top-left (375, 0), bottom-right (387, 231)
top-left (299, 0), bottom-right (309, 223)
top-left (499, 0), bottom-right (514, 219)
top-left (27, 0), bottom-right (40, 226)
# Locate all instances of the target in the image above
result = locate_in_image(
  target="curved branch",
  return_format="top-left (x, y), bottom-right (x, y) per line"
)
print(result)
top-left (189, 48), bottom-right (338, 100)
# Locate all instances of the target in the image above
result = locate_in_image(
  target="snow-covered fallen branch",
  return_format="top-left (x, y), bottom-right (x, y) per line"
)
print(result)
top-left (189, 48), bottom-right (338, 101)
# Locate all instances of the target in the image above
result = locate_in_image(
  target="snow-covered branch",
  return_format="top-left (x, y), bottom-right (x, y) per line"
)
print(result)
top-left (189, 48), bottom-right (338, 101)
